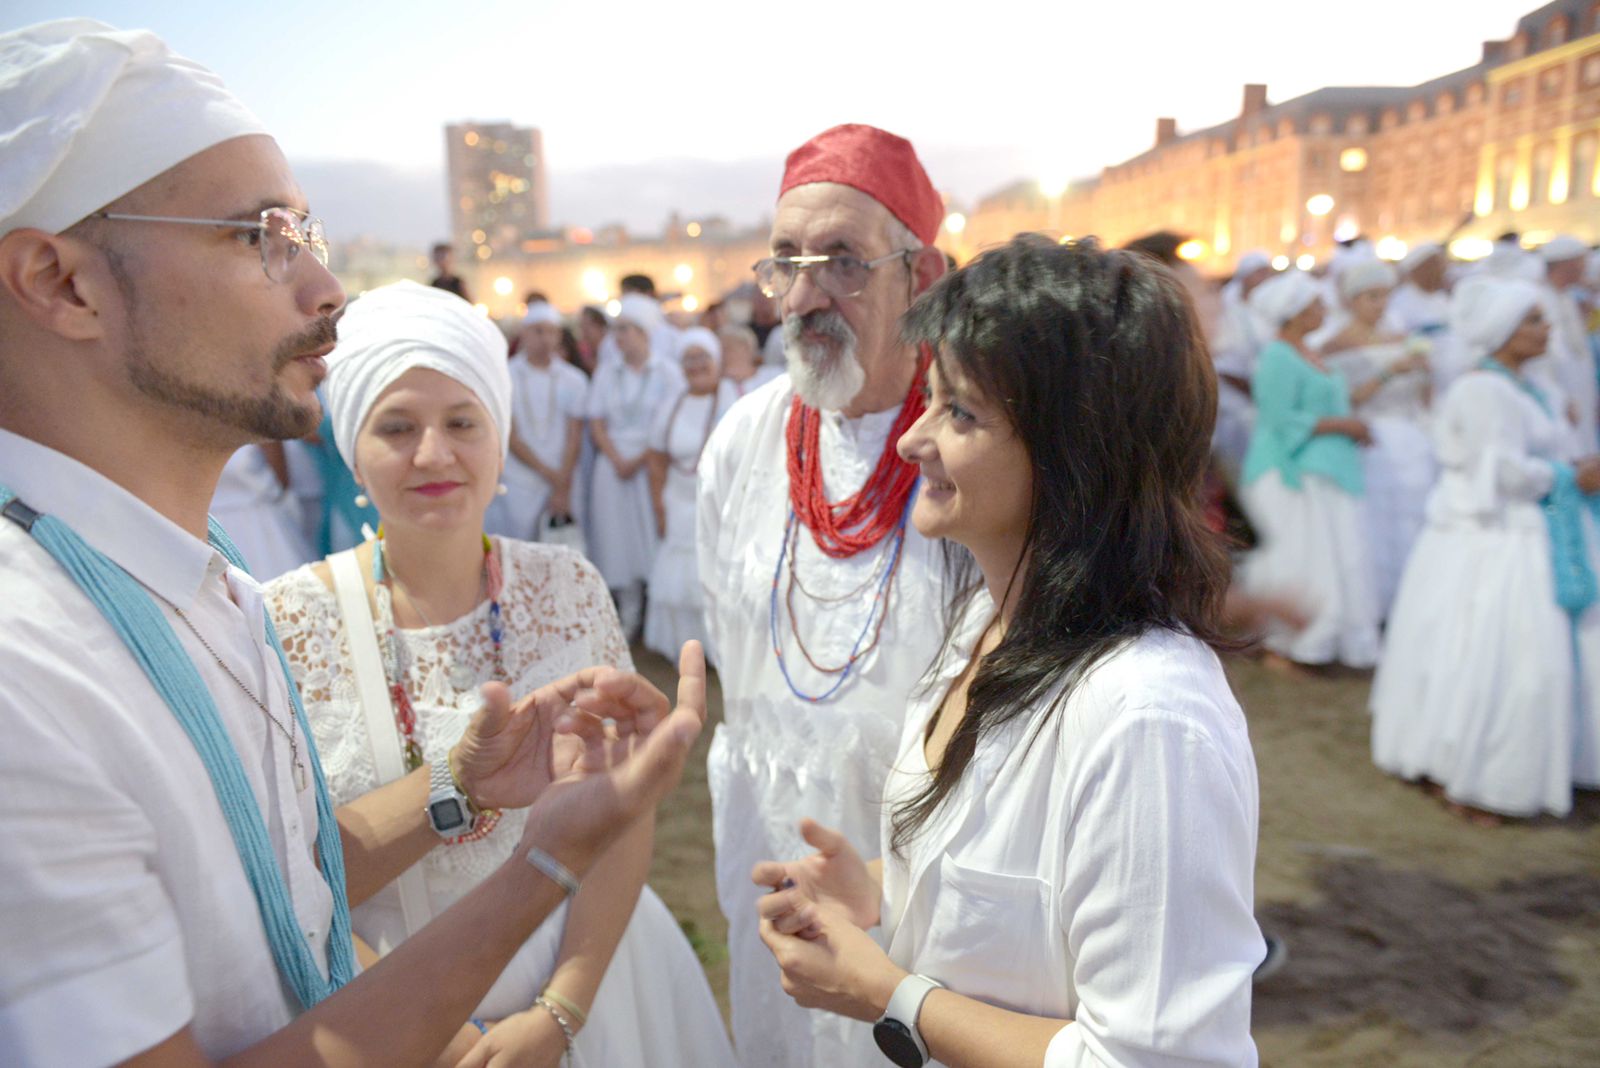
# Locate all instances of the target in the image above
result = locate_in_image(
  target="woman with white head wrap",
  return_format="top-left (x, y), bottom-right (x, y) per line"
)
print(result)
top-left (264, 281), bottom-right (736, 1068)
top-left (587, 294), bottom-right (688, 636)
top-left (486, 301), bottom-right (591, 542)
top-left (1321, 258), bottom-right (1438, 615)
top-left (1373, 277), bottom-right (1600, 821)
top-left (1237, 272), bottom-right (1382, 667)
top-left (643, 327), bottom-right (738, 662)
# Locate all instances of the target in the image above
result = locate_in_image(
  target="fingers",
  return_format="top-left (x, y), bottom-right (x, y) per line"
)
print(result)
top-left (757, 888), bottom-right (818, 937)
top-left (798, 818), bottom-right (845, 857)
top-left (751, 861), bottom-right (791, 888)
top-left (470, 682), bottom-right (514, 737)
top-left (609, 703), bottom-right (700, 815)
top-left (676, 640), bottom-right (708, 727)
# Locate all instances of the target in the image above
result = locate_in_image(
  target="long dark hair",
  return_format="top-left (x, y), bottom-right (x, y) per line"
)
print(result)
top-left (890, 235), bottom-right (1232, 854)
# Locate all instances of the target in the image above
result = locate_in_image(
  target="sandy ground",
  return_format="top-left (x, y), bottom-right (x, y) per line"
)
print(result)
top-left (637, 647), bottom-right (1600, 1067)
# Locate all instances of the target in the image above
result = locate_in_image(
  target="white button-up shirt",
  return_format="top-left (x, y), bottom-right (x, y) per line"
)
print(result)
top-left (0, 429), bottom-right (335, 1066)
top-left (881, 592), bottom-right (1262, 1067)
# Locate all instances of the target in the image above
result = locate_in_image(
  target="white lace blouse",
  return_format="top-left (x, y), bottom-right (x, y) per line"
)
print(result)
top-left (266, 539), bottom-right (631, 904)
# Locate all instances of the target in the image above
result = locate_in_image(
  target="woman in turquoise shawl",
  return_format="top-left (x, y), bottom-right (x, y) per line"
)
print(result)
top-left (1237, 270), bottom-right (1381, 668)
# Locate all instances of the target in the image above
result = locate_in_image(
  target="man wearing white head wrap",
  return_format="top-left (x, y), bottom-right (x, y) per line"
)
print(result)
top-left (645, 327), bottom-right (737, 662)
top-left (1374, 274), bottom-right (1600, 819)
top-left (1388, 242), bottom-right (1452, 340)
top-left (1210, 253), bottom-right (1278, 476)
top-left (0, 19), bottom-right (705, 1068)
top-left (1532, 236), bottom-right (1599, 450)
top-left (486, 301), bottom-right (590, 541)
top-left (588, 293), bottom-right (687, 635)
top-left (1239, 270), bottom-right (1381, 666)
top-left (1322, 259), bottom-right (1436, 616)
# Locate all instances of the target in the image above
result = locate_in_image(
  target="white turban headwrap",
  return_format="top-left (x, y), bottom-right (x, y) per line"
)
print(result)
top-left (0, 19), bottom-right (267, 237)
top-left (1538, 234), bottom-right (1588, 264)
top-left (612, 293), bottom-right (664, 334)
top-left (523, 301), bottom-right (562, 327)
top-left (1451, 277), bottom-right (1541, 364)
top-left (324, 280), bottom-right (512, 470)
top-left (1338, 258), bottom-right (1398, 302)
top-left (676, 326), bottom-right (722, 370)
top-left (1234, 250), bottom-right (1272, 277)
top-left (1399, 242), bottom-right (1444, 276)
top-left (1248, 270), bottom-right (1322, 328)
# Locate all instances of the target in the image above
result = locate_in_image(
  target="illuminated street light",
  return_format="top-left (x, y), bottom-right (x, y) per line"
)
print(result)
top-left (1271, 255), bottom-right (1291, 270)
top-left (673, 263), bottom-right (694, 285)
top-left (1374, 236), bottom-right (1408, 261)
top-left (581, 268), bottom-right (609, 302)
top-left (604, 298), bottom-right (621, 317)
top-left (944, 212), bottom-right (967, 235)
top-left (1338, 148), bottom-right (1368, 173)
top-left (1176, 239), bottom-right (1208, 261)
top-left (682, 295), bottom-right (700, 313)
top-left (686, 221), bottom-right (702, 238)
top-left (1305, 194), bottom-right (1335, 217)
top-left (1038, 176), bottom-right (1070, 199)
top-left (1295, 253), bottom-right (1316, 270)
top-left (1449, 237), bottom-right (1494, 261)
top-left (492, 276), bottom-right (514, 296)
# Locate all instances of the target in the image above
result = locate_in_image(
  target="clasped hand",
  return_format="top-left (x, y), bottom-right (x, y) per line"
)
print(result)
top-left (752, 819), bottom-right (905, 1022)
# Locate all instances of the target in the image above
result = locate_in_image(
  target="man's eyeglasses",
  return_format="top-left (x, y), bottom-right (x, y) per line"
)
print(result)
top-left (91, 207), bottom-right (329, 282)
top-left (752, 250), bottom-right (911, 300)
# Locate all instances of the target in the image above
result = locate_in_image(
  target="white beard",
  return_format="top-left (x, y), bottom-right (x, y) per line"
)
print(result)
top-left (783, 311), bottom-right (865, 412)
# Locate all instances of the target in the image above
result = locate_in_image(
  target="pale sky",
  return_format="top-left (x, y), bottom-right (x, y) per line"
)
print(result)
top-left (6, 1), bottom-right (1544, 239)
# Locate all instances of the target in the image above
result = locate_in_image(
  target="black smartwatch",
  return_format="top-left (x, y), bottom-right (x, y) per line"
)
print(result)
top-left (873, 974), bottom-right (944, 1067)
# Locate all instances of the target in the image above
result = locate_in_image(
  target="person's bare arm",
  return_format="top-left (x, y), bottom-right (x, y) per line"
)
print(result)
top-left (589, 418), bottom-right (624, 470)
top-left (647, 451), bottom-right (668, 536)
top-left (543, 815), bottom-right (653, 1023)
top-left (117, 648), bottom-right (709, 1068)
top-left (508, 418), bottom-right (560, 484)
top-left (335, 767), bottom-right (436, 907)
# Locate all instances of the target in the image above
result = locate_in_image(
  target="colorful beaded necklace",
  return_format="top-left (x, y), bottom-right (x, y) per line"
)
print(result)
top-left (371, 529), bottom-right (504, 844)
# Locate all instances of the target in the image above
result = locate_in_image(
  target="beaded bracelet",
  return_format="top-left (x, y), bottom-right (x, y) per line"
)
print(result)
top-left (534, 996), bottom-right (576, 1066)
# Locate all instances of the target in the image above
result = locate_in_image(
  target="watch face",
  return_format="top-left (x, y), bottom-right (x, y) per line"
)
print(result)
top-left (872, 1019), bottom-right (923, 1068)
top-left (429, 798), bottom-right (468, 831)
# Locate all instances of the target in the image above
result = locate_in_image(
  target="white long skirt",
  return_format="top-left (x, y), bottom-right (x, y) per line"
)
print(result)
top-left (1238, 469), bottom-right (1380, 666)
top-left (1370, 510), bottom-right (1600, 817)
top-left (644, 468), bottom-right (712, 664)
top-left (1362, 415), bottom-right (1437, 617)
top-left (587, 454), bottom-right (658, 588)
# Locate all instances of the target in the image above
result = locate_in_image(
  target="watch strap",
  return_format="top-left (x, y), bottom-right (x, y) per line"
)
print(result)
top-left (884, 973), bottom-right (944, 1064)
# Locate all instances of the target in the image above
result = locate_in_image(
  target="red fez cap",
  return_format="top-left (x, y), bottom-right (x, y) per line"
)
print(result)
top-left (779, 124), bottom-right (942, 247)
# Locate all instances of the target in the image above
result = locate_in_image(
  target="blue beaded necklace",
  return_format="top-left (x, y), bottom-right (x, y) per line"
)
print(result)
top-left (768, 490), bottom-right (912, 703)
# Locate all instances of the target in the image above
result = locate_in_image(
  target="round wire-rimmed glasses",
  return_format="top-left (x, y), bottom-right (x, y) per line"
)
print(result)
top-left (752, 249), bottom-right (912, 300)
top-left (91, 206), bottom-right (329, 282)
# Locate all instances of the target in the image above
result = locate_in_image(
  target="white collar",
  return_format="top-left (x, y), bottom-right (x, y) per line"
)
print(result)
top-left (0, 427), bottom-right (221, 607)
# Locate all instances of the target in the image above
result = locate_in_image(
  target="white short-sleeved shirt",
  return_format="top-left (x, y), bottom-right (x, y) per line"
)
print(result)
top-left (505, 356), bottom-right (589, 491)
top-left (881, 591), bottom-right (1262, 1068)
top-left (0, 429), bottom-right (337, 1066)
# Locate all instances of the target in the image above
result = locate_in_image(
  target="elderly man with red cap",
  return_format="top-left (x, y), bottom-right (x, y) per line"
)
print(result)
top-left (697, 124), bottom-right (949, 1066)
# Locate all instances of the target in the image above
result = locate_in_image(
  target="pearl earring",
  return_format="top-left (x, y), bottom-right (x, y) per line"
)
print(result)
top-left (496, 483), bottom-right (509, 496)
top-left (354, 491), bottom-right (370, 509)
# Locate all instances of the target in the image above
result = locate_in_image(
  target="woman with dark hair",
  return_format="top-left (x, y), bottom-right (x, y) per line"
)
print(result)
top-left (753, 236), bottom-right (1261, 1067)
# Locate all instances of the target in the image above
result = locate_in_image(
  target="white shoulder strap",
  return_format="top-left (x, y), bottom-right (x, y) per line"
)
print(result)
top-left (328, 547), bottom-right (435, 938)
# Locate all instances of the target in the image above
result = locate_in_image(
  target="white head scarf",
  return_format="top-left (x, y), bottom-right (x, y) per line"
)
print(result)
top-left (0, 19), bottom-right (267, 237)
top-left (522, 301), bottom-right (562, 327)
top-left (1398, 242), bottom-right (1444, 277)
top-left (1248, 270), bottom-right (1322, 328)
top-left (612, 293), bottom-right (664, 335)
top-left (1234, 250), bottom-right (1272, 277)
top-left (1338, 258), bottom-right (1398, 302)
top-left (1451, 277), bottom-right (1541, 364)
top-left (324, 280), bottom-right (512, 469)
top-left (676, 326), bottom-right (722, 370)
top-left (1538, 234), bottom-right (1588, 265)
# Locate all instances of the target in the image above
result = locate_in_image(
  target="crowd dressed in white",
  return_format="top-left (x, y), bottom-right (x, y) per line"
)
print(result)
top-left (1204, 234), bottom-right (1600, 824)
